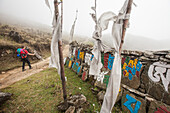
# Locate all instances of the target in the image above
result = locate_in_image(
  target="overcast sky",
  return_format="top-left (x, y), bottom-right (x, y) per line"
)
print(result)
top-left (0, 0), bottom-right (170, 40)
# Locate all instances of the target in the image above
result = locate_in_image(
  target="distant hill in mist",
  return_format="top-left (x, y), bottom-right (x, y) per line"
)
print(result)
top-left (0, 13), bottom-right (52, 33)
top-left (101, 34), bottom-right (170, 51)
top-left (1, 13), bottom-right (169, 51)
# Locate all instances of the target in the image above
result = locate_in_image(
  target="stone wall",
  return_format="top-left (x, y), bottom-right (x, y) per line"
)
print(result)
top-left (64, 41), bottom-right (170, 113)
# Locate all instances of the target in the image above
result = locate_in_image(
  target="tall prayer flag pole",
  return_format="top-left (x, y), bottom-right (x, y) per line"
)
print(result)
top-left (54, 0), bottom-right (68, 107)
top-left (119, 0), bottom-right (133, 54)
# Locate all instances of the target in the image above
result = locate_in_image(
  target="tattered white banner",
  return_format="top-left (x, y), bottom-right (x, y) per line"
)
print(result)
top-left (45, 0), bottom-right (62, 76)
top-left (100, 0), bottom-right (130, 112)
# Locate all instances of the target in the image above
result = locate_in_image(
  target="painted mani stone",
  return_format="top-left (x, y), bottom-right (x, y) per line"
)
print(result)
top-left (79, 51), bottom-right (85, 61)
top-left (101, 53), bottom-right (104, 65)
top-left (75, 49), bottom-right (78, 59)
top-left (122, 57), bottom-right (142, 80)
top-left (104, 53), bottom-right (109, 69)
top-left (77, 66), bottom-right (82, 75)
top-left (108, 54), bottom-right (114, 70)
top-left (82, 70), bottom-right (88, 81)
top-left (68, 60), bottom-right (72, 68)
top-left (72, 62), bottom-right (79, 72)
top-left (66, 58), bottom-right (70, 66)
top-left (103, 75), bottom-right (110, 87)
top-left (77, 50), bottom-right (80, 59)
top-left (123, 94), bottom-right (141, 113)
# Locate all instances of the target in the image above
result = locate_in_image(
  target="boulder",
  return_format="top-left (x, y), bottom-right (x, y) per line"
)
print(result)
top-left (148, 101), bottom-right (170, 113)
top-left (67, 94), bottom-right (87, 108)
top-left (159, 56), bottom-right (170, 62)
top-left (65, 106), bottom-right (75, 113)
top-left (165, 54), bottom-right (170, 59)
top-left (94, 80), bottom-right (106, 90)
top-left (0, 92), bottom-right (12, 105)
top-left (121, 90), bottom-right (146, 113)
top-left (97, 91), bottom-right (105, 101)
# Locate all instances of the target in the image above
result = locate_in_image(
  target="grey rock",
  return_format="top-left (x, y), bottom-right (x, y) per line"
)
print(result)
top-left (0, 92), bottom-right (12, 105)
top-left (148, 101), bottom-right (170, 113)
top-left (162, 91), bottom-right (170, 105)
top-left (65, 106), bottom-right (75, 113)
top-left (153, 51), bottom-right (169, 56)
top-left (148, 84), bottom-right (164, 101)
top-left (94, 81), bottom-right (106, 90)
top-left (160, 56), bottom-right (170, 62)
top-left (76, 108), bottom-right (84, 113)
top-left (121, 75), bottom-right (140, 89)
top-left (138, 88), bottom-right (145, 93)
top-left (68, 94), bottom-right (86, 108)
top-left (97, 91), bottom-right (105, 101)
top-left (144, 51), bottom-right (154, 58)
top-left (139, 56), bottom-right (151, 62)
top-left (165, 54), bottom-right (170, 59)
top-left (121, 90), bottom-right (146, 113)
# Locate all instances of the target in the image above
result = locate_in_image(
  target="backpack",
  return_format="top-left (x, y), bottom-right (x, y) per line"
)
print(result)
top-left (16, 48), bottom-right (27, 59)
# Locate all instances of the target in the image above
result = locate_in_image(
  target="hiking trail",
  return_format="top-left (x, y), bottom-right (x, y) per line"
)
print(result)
top-left (0, 45), bottom-right (69, 89)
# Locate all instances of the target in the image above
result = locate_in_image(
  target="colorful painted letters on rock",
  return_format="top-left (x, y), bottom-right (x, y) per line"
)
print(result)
top-left (122, 57), bottom-right (142, 80)
top-left (108, 54), bottom-right (114, 70)
top-left (104, 53), bottom-right (109, 69)
top-left (79, 51), bottom-right (84, 61)
top-left (72, 62), bottom-right (79, 72)
top-left (123, 94), bottom-right (141, 113)
top-left (148, 62), bottom-right (170, 92)
top-left (154, 106), bottom-right (170, 113)
top-left (97, 71), bottom-right (109, 84)
top-left (68, 60), bottom-right (72, 68)
top-left (82, 70), bottom-right (88, 81)
top-left (103, 75), bottom-right (110, 87)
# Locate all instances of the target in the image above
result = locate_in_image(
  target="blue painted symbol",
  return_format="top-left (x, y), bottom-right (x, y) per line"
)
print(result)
top-left (77, 50), bottom-right (80, 59)
top-left (72, 63), bottom-right (75, 68)
top-left (129, 73), bottom-right (132, 80)
top-left (136, 61), bottom-right (142, 71)
top-left (108, 54), bottom-right (114, 70)
top-left (132, 67), bottom-right (136, 75)
top-left (123, 94), bottom-right (141, 113)
top-left (77, 66), bottom-right (81, 73)
top-left (91, 55), bottom-right (94, 61)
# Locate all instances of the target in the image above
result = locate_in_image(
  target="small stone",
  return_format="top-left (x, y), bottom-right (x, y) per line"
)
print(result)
top-left (97, 91), bottom-right (105, 101)
top-left (0, 92), bottom-right (12, 105)
top-left (1, 72), bottom-right (5, 74)
top-left (138, 88), bottom-right (145, 93)
top-left (76, 108), bottom-right (83, 113)
top-left (65, 106), bottom-right (75, 113)
top-left (68, 94), bottom-right (87, 108)
top-left (165, 54), bottom-right (170, 59)
top-left (160, 56), bottom-right (170, 62)
top-left (153, 51), bottom-right (169, 56)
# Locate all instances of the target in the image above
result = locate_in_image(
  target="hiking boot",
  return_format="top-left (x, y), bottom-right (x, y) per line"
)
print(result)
top-left (22, 69), bottom-right (26, 72)
top-left (29, 67), bottom-right (32, 69)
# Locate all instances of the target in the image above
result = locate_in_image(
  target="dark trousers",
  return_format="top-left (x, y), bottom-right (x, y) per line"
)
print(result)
top-left (22, 57), bottom-right (31, 70)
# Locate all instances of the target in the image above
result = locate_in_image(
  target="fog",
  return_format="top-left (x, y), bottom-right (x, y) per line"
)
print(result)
top-left (0, 0), bottom-right (170, 50)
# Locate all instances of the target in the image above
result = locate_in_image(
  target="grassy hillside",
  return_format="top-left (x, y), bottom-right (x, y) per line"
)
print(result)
top-left (0, 67), bottom-right (101, 112)
top-left (0, 23), bottom-right (52, 73)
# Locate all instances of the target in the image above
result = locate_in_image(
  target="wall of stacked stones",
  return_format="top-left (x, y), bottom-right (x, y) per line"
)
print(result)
top-left (64, 41), bottom-right (170, 113)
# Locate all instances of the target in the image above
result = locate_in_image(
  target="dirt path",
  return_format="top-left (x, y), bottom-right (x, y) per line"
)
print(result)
top-left (0, 45), bottom-right (69, 89)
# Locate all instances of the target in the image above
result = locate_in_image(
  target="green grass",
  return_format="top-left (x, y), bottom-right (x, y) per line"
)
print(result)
top-left (0, 67), bottom-right (101, 112)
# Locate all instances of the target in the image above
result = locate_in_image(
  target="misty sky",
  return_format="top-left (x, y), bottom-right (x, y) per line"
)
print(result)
top-left (0, 0), bottom-right (170, 40)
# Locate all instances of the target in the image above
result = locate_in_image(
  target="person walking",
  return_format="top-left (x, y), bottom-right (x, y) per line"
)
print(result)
top-left (20, 46), bottom-right (35, 72)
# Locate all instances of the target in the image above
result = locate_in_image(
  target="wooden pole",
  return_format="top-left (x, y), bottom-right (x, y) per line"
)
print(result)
top-left (54, 0), bottom-right (68, 107)
top-left (119, 0), bottom-right (133, 54)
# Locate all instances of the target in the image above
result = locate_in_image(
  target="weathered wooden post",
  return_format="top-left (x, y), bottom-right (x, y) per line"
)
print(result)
top-left (119, 0), bottom-right (133, 54)
top-left (54, 0), bottom-right (68, 107)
